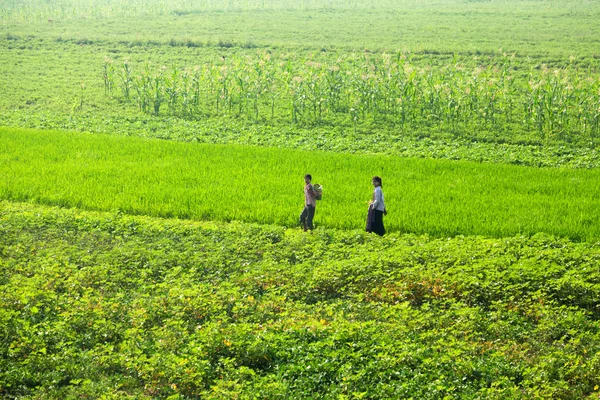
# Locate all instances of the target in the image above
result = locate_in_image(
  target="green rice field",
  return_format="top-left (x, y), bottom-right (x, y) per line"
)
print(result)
top-left (1, 127), bottom-right (600, 240)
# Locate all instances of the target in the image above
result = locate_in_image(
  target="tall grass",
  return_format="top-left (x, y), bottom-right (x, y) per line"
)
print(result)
top-left (1, 127), bottom-right (599, 240)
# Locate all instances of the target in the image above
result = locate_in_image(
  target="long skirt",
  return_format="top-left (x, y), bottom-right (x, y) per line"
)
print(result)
top-left (366, 207), bottom-right (385, 236)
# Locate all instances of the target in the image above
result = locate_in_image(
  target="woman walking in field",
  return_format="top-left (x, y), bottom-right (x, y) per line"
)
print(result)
top-left (299, 174), bottom-right (317, 231)
top-left (366, 176), bottom-right (387, 236)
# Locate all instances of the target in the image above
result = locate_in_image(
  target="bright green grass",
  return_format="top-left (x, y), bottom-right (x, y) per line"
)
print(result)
top-left (2, 127), bottom-right (599, 240)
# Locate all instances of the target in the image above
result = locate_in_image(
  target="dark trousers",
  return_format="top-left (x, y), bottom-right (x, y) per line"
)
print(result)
top-left (299, 205), bottom-right (315, 231)
top-left (366, 207), bottom-right (385, 236)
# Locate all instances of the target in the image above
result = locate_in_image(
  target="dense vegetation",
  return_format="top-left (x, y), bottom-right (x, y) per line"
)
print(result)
top-left (1, 202), bottom-right (599, 398)
top-left (1, 0), bottom-right (600, 398)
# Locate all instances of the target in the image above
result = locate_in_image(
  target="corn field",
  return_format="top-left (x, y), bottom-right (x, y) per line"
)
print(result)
top-left (103, 53), bottom-right (600, 140)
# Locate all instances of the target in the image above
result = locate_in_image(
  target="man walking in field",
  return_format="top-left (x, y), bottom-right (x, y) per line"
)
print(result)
top-left (299, 174), bottom-right (317, 231)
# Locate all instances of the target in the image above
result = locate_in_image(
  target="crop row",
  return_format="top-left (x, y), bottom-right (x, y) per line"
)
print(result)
top-left (1, 127), bottom-right (599, 241)
top-left (104, 53), bottom-right (600, 141)
top-left (1, 201), bottom-right (599, 398)
top-left (2, 38), bottom-right (599, 168)
top-left (0, 0), bottom-right (455, 22)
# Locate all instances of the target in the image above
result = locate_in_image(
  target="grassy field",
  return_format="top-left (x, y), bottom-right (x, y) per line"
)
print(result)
top-left (1, 0), bottom-right (600, 398)
top-left (3, 0), bottom-right (600, 56)
top-left (2, 127), bottom-right (600, 240)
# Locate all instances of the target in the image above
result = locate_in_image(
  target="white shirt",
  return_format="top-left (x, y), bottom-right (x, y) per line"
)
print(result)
top-left (372, 186), bottom-right (385, 212)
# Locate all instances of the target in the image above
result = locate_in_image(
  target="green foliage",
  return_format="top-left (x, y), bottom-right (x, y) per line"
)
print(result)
top-left (1, 202), bottom-right (599, 398)
top-left (102, 54), bottom-right (600, 141)
top-left (2, 1), bottom-right (600, 397)
top-left (1, 127), bottom-right (600, 240)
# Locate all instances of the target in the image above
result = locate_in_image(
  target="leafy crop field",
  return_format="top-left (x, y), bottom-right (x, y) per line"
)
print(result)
top-left (2, 0), bottom-right (600, 398)
top-left (1, 202), bottom-right (600, 398)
